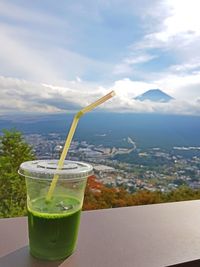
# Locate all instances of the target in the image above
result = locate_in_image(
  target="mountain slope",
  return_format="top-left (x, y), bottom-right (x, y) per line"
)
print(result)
top-left (135, 89), bottom-right (174, 102)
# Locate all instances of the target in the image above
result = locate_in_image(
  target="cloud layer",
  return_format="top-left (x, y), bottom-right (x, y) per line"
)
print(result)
top-left (0, 76), bottom-right (199, 116)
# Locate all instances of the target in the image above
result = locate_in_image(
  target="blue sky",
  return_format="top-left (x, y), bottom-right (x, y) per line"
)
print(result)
top-left (0, 0), bottom-right (200, 115)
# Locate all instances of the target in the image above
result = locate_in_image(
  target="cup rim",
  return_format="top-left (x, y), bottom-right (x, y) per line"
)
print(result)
top-left (18, 159), bottom-right (93, 181)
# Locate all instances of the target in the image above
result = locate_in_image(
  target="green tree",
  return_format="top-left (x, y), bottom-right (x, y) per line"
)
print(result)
top-left (163, 186), bottom-right (200, 203)
top-left (0, 129), bottom-right (35, 218)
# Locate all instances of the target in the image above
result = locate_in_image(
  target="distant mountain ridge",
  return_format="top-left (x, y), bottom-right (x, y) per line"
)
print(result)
top-left (135, 89), bottom-right (174, 102)
top-left (0, 113), bottom-right (199, 150)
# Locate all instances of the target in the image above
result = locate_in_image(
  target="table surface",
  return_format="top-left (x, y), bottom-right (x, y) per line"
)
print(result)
top-left (1, 200), bottom-right (200, 267)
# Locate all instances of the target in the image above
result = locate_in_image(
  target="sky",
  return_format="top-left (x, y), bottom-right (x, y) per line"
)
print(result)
top-left (0, 0), bottom-right (200, 115)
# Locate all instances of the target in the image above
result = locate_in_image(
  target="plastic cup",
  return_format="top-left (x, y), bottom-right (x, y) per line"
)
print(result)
top-left (18, 160), bottom-right (93, 261)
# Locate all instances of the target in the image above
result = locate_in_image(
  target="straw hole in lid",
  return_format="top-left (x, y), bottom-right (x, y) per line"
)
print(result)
top-left (37, 161), bottom-right (78, 170)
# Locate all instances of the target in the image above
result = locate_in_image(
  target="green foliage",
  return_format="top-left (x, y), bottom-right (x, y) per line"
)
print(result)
top-left (163, 186), bottom-right (200, 203)
top-left (0, 129), bottom-right (35, 218)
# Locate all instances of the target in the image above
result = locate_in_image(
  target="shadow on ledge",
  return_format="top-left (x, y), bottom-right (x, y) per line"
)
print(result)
top-left (168, 259), bottom-right (200, 267)
top-left (0, 246), bottom-right (65, 267)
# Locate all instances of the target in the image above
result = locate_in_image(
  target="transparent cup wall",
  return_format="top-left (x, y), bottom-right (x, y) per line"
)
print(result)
top-left (25, 172), bottom-right (88, 214)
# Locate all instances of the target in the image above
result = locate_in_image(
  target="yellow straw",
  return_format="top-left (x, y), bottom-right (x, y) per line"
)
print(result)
top-left (46, 90), bottom-right (115, 201)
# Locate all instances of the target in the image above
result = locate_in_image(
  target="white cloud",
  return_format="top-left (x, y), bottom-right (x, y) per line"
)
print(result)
top-left (160, 0), bottom-right (200, 41)
top-left (169, 60), bottom-right (200, 73)
top-left (154, 72), bottom-right (200, 100)
top-left (105, 75), bottom-right (200, 115)
top-left (111, 78), bottom-right (156, 98)
top-left (113, 53), bottom-right (157, 75)
top-left (108, 97), bottom-right (200, 116)
top-left (0, 75), bottom-right (199, 116)
top-left (132, 0), bottom-right (200, 58)
top-left (111, 71), bottom-right (200, 102)
top-left (0, 76), bottom-right (113, 115)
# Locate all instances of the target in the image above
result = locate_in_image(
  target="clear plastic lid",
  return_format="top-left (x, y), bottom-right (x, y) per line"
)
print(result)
top-left (18, 160), bottom-right (93, 180)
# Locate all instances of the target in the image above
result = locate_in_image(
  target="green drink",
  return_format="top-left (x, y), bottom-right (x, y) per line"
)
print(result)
top-left (28, 196), bottom-right (81, 260)
top-left (18, 160), bottom-right (93, 261)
